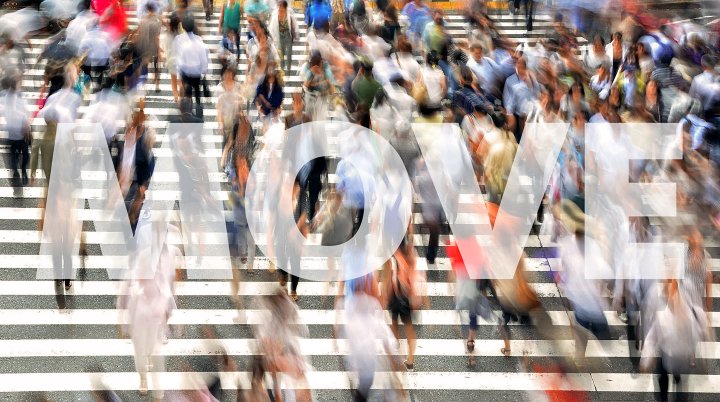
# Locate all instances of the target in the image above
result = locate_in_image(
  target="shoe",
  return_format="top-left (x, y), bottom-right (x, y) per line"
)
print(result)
top-left (290, 291), bottom-right (298, 302)
top-left (139, 375), bottom-right (148, 395)
top-left (64, 281), bottom-right (72, 291)
top-left (501, 347), bottom-right (511, 357)
top-left (466, 339), bottom-right (475, 353)
top-left (617, 311), bottom-right (629, 323)
top-left (467, 355), bottom-right (477, 367)
top-left (403, 360), bottom-right (414, 371)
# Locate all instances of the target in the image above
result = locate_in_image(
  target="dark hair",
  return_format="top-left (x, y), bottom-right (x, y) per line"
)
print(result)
top-left (166, 13), bottom-right (180, 34)
top-left (145, 2), bottom-right (156, 13)
top-left (385, 6), bottom-right (398, 22)
top-left (310, 52), bottom-right (323, 67)
top-left (491, 112), bottom-right (506, 129)
top-left (279, 0), bottom-right (288, 7)
top-left (389, 76), bottom-right (406, 87)
top-left (361, 60), bottom-right (373, 75)
top-left (593, 34), bottom-right (605, 47)
top-left (182, 16), bottom-right (195, 34)
top-left (426, 51), bottom-right (439, 67)
top-left (396, 36), bottom-right (413, 53)
top-left (459, 65), bottom-right (474, 84)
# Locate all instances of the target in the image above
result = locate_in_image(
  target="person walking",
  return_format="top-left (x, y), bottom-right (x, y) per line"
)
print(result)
top-left (269, 0), bottom-right (299, 75)
top-left (383, 241), bottom-right (425, 371)
top-left (134, 2), bottom-right (163, 93)
top-left (1, 77), bottom-right (30, 186)
top-left (218, 0), bottom-right (242, 61)
top-left (173, 17), bottom-right (210, 118)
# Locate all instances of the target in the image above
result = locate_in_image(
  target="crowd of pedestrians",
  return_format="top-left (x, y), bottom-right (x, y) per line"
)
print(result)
top-left (1, 0), bottom-right (719, 400)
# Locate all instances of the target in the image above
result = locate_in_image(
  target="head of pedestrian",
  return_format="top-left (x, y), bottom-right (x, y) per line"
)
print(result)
top-left (292, 92), bottom-right (303, 114)
top-left (279, 0), bottom-right (288, 10)
top-left (459, 65), bottom-right (474, 87)
top-left (701, 54), bottom-right (717, 73)
top-left (592, 35), bottom-right (605, 54)
top-left (221, 65), bottom-right (235, 82)
top-left (145, 2), bottom-right (156, 14)
top-left (470, 41), bottom-right (484, 62)
top-left (360, 59), bottom-right (373, 76)
top-left (310, 51), bottom-right (323, 73)
top-left (0, 76), bottom-right (18, 92)
top-left (433, 10), bottom-right (444, 26)
top-left (426, 51), bottom-right (439, 68)
top-left (182, 16), bottom-right (196, 35)
top-left (130, 105), bottom-right (146, 129)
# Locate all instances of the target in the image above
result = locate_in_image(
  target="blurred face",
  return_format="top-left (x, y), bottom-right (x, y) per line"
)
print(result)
top-left (292, 93), bottom-right (303, 113)
top-left (573, 113), bottom-right (586, 130)
top-left (646, 80), bottom-right (657, 96)
top-left (688, 229), bottom-right (703, 250)
top-left (572, 85), bottom-right (581, 102)
top-left (472, 46), bottom-right (483, 61)
top-left (609, 87), bottom-right (620, 104)
top-left (593, 38), bottom-right (604, 53)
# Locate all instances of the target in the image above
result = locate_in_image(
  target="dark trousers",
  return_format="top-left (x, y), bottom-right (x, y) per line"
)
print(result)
top-left (8, 138), bottom-right (29, 178)
top-left (305, 174), bottom-right (323, 222)
top-left (202, 0), bottom-right (214, 17)
top-left (181, 73), bottom-right (204, 118)
top-left (513, 0), bottom-right (534, 31)
top-left (657, 357), bottom-right (683, 402)
top-left (424, 211), bottom-right (442, 264)
top-left (275, 232), bottom-right (300, 293)
top-left (52, 231), bottom-right (73, 309)
top-left (81, 63), bottom-right (108, 88)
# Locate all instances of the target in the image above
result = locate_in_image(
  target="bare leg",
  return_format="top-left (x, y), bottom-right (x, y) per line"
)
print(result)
top-left (405, 322), bottom-right (416, 365)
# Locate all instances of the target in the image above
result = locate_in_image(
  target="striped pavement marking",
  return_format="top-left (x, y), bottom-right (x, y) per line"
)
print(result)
top-left (0, 4), bottom-right (716, 399)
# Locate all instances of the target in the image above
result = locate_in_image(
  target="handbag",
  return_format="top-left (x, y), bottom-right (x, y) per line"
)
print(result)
top-left (202, 77), bottom-right (211, 98)
top-left (23, 124), bottom-right (32, 147)
top-left (411, 69), bottom-right (428, 105)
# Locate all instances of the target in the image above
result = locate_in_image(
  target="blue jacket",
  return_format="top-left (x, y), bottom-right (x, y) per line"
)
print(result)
top-left (306, 0), bottom-right (332, 29)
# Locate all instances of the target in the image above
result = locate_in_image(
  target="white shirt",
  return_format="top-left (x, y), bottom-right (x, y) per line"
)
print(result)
top-left (173, 33), bottom-right (210, 77)
top-left (392, 52), bottom-right (420, 83)
top-left (372, 56), bottom-right (401, 86)
top-left (80, 29), bottom-right (112, 66)
top-left (41, 88), bottom-right (82, 123)
top-left (85, 89), bottom-right (130, 143)
top-left (421, 65), bottom-right (445, 106)
top-left (360, 34), bottom-right (391, 61)
top-left (1, 90), bottom-right (28, 139)
top-left (466, 56), bottom-right (501, 96)
top-left (121, 137), bottom-right (137, 195)
top-left (689, 70), bottom-right (720, 111)
top-left (65, 10), bottom-right (98, 52)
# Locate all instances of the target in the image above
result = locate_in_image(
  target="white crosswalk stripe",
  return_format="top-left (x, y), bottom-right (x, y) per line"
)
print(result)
top-left (0, 3), bottom-right (718, 401)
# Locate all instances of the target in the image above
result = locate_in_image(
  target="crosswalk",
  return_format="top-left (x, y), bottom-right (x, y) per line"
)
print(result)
top-left (0, 3), bottom-right (719, 401)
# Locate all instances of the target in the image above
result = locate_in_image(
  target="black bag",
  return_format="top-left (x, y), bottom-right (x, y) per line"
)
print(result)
top-left (202, 77), bottom-right (211, 98)
top-left (207, 374), bottom-right (223, 399)
top-left (388, 272), bottom-right (411, 317)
